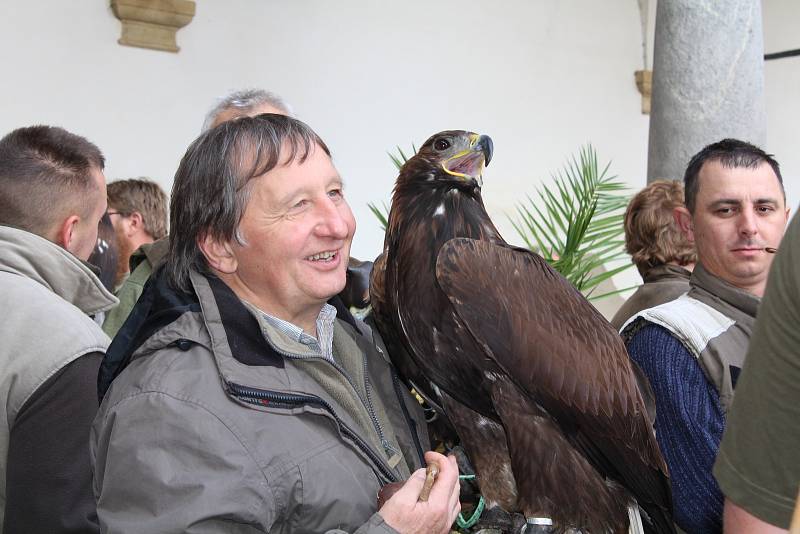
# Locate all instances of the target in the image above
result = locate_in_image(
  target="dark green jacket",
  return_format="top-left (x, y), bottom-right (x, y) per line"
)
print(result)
top-left (102, 237), bottom-right (169, 338)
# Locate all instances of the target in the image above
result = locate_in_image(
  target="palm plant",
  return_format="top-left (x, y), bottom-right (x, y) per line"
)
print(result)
top-left (368, 144), bottom-right (416, 231)
top-left (510, 145), bottom-right (633, 299)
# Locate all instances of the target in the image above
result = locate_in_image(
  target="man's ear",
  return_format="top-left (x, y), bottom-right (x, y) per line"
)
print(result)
top-left (198, 232), bottom-right (238, 274)
top-left (56, 215), bottom-right (81, 253)
top-left (674, 206), bottom-right (695, 243)
top-left (127, 211), bottom-right (144, 236)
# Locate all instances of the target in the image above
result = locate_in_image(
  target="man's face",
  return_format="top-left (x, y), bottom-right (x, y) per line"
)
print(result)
top-left (107, 204), bottom-right (136, 255)
top-left (681, 160), bottom-right (789, 294)
top-left (71, 166), bottom-right (108, 261)
top-left (107, 203), bottom-right (135, 282)
top-left (229, 145), bottom-right (355, 323)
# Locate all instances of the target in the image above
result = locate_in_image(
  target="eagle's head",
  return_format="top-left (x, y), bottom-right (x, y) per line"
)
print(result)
top-left (397, 130), bottom-right (493, 191)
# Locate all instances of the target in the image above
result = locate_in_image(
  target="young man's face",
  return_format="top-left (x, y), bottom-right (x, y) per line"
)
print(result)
top-left (70, 166), bottom-right (108, 261)
top-left (681, 160), bottom-right (789, 295)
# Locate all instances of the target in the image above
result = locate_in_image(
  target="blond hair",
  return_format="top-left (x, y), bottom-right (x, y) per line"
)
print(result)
top-left (624, 179), bottom-right (696, 276)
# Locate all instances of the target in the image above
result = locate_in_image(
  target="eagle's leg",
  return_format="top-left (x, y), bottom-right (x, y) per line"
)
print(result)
top-left (489, 378), bottom-right (630, 534)
top-left (438, 390), bottom-right (523, 532)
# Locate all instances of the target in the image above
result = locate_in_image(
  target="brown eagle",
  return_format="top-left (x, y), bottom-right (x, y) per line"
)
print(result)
top-left (370, 131), bottom-right (674, 533)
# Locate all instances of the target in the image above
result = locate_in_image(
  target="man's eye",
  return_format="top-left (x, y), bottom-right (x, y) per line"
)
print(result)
top-left (292, 199), bottom-right (308, 209)
top-left (328, 189), bottom-right (343, 199)
top-left (757, 205), bottom-right (774, 213)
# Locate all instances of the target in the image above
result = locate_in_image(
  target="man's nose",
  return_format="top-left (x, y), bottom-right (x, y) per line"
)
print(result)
top-left (316, 198), bottom-right (350, 239)
top-left (739, 208), bottom-right (759, 237)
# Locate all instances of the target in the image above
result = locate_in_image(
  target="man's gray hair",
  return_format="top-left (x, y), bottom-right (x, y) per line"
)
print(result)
top-left (201, 89), bottom-right (292, 132)
top-left (167, 113), bottom-right (329, 292)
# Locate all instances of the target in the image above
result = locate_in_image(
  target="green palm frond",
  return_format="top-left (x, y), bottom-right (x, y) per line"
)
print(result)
top-left (387, 143), bottom-right (417, 170)
top-left (367, 201), bottom-right (390, 231)
top-left (511, 145), bottom-right (632, 300)
top-left (370, 144), bottom-right (418, 229)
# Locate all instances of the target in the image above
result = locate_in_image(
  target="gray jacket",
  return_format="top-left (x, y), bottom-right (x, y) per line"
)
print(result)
top-left (92, 269), bottom-right (429, 534)
top-left (0, 225), bottom-right (116, 531)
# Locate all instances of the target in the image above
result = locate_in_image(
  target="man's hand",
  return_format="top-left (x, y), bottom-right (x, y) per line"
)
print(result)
top-left (378, 451), bottom-right (461, 534)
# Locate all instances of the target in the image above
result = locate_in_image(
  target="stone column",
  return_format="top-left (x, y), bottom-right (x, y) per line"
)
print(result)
top-left (647, 0), bottom-right (766, 182)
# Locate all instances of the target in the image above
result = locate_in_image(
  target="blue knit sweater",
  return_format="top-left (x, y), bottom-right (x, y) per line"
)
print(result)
top-left (626, 323), bottom-right (724, 534)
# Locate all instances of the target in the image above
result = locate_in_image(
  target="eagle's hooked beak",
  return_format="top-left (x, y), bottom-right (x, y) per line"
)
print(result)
top-left (476, 135), bottom-right (493, 167)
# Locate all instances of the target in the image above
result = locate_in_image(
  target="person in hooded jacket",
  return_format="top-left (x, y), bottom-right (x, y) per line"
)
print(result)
top-left (92, 113), bottom-right (461, 534)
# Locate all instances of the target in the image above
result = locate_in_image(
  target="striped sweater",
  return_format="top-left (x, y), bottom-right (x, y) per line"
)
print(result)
top-left (626, 323), bottom-right (724, 534)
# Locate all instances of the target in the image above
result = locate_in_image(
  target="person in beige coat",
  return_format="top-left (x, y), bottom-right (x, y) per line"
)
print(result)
top-left (0, 125), bottom-right (116, 532)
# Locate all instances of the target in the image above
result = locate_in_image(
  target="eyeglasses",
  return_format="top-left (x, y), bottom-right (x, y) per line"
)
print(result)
top-left (106, 211), bottom-right (129, 217)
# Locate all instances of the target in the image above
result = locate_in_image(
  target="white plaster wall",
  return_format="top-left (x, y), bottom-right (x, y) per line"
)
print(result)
top-left (763, 0), bottom-right (800, 211)
top-left (0, 0), bottom-right (650, 265)
top-left (0, 1), bottom-right (796, 298)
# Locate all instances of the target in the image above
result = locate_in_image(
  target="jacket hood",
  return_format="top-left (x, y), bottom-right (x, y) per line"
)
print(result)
top-left (0, 225), bottom-right (118, 316)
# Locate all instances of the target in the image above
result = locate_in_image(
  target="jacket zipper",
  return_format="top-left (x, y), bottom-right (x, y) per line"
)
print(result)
top-left (361, 353), bottom-right (397, 459)
top-left (265, 339), bottom-right (397, 461)
top-left (226, 381), bottom-right (399, 484)
top-left (390, 368), bottom-right (426, 466)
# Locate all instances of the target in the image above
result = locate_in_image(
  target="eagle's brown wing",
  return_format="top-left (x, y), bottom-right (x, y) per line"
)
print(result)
top-left (436, 237), bottom-right (672, 528)
top-left (370, 251), bottom-right (458, 443)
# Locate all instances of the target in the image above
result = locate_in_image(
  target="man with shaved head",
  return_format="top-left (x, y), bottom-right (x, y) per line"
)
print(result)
top-left (621, 139), bottom-right (790, 533)
top-left (0, 125), bottom-right (116, 532)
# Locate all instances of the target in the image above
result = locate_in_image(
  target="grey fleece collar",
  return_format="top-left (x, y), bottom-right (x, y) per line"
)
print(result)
top-left (0, 225), bottom-right (118, 316)
top-left (689, 262), bottom-right (760, 319)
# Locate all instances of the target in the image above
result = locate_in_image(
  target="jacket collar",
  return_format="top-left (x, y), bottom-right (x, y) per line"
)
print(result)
top-left (689, 262), bottom-right (760, 319)
top-left (189, 269), bottom-right (375, 403)
top-left (99, 264), bottom-right (363, 400)
top-left (130, 236), bottom-right (170, 272)
top-left (193, 270), bottom-right (361, 368)
top-left (642, 263), bottom-right (692, 284)
top-left (0, 225), bottom-right (117, 316)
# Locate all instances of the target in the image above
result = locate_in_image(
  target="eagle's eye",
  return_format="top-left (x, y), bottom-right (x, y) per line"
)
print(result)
top-left (433, 138), bottom-right (451, 151)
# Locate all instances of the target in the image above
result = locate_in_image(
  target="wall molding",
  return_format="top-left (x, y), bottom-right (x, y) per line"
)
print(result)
top-left (111, 0), bottom-right (195, 53)
top-left (635, 69), bottom-right (652, 115)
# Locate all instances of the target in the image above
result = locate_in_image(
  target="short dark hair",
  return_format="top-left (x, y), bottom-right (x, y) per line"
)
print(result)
top-left (624, 180), bottom-right (696, 276)
top-left (167, 113), bottom-right (330, 292)
top-left (0, 125), bottom-right (105, 237)
top-left (107, 178), bottom-right (168, 239)
top-left (683, 138), bottom-right (783, 213)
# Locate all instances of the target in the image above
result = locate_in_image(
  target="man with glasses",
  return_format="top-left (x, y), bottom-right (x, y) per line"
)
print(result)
top-left (105, 178), bottom-right (168, 290)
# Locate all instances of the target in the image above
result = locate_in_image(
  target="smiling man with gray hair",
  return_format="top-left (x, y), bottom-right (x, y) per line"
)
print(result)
top-left (93, 114), bottom-right (461, 534)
